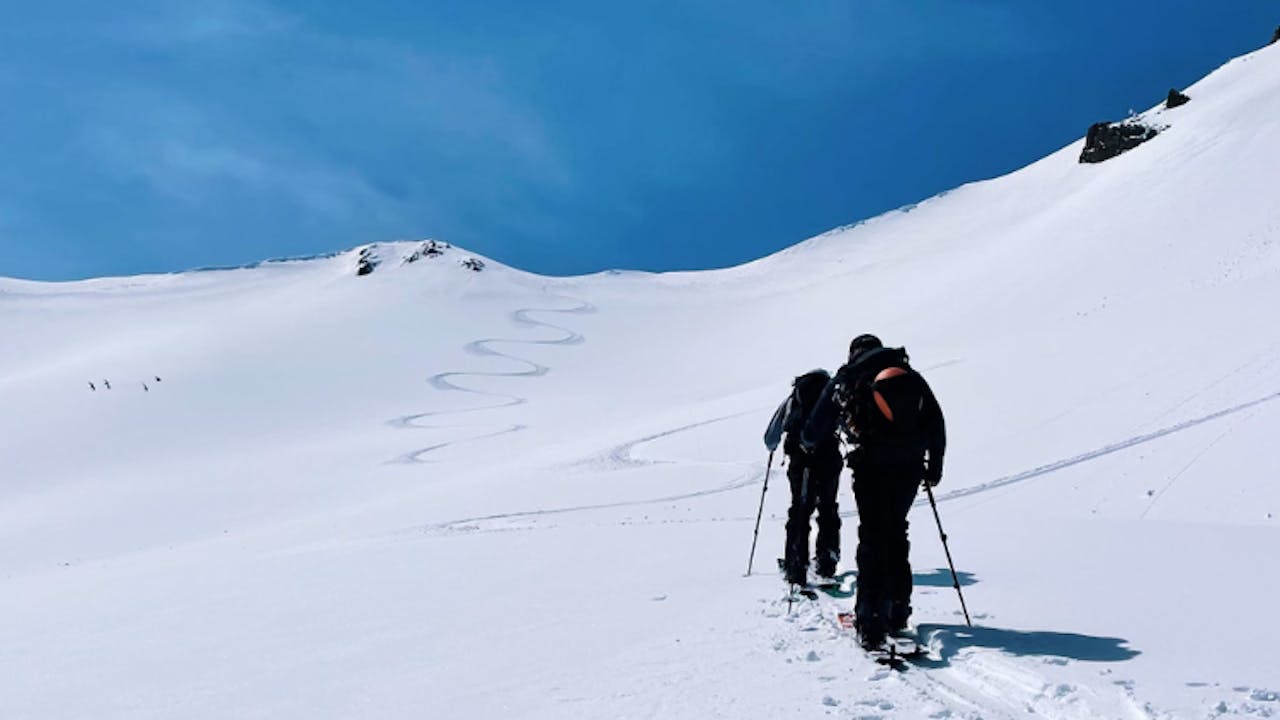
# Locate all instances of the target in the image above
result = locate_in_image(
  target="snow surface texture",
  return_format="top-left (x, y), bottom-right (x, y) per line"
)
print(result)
top-left (4, 45), bottom-right (1280, 720)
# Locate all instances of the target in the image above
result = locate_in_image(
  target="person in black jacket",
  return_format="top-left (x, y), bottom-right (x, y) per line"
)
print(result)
top-left (802, 334), bottom-right (945, 648)
top-left (763, 369), bottom-right (844, 585)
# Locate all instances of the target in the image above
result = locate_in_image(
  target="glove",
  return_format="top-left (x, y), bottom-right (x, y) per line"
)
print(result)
top-left (922, 456), bottom-right (942, 488)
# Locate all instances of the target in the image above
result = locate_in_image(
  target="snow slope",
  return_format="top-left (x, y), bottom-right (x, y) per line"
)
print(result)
top-left (3, 43), bottom-right (1280, 720)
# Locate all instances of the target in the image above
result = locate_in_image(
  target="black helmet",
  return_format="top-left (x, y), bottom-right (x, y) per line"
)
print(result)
top-left (848, 333), bottom-right (883, 361)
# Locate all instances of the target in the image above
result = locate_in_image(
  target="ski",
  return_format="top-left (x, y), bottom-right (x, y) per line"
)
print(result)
top-left (872, 645), bottom-right (910, 670)
top-left (874, 633), bottom-right (927, 669)
top-left (836, 613), bottom-right (927, 670)
top-left (884, 632), bottom-right (926, 660)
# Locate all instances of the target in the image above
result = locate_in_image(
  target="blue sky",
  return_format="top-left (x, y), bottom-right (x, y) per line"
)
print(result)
top-left (1, 2), bottom-right (1276, 280)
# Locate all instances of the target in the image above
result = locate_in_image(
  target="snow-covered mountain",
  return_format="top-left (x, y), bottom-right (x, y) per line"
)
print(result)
top-left (3, 42), bottom-right (1280, 720)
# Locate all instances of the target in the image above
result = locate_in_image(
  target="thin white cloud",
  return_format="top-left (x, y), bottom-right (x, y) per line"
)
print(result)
top-left (89, 129), bottom-right (399, 225)
top-left (101, 0), bottom-right (300, 46)
top-left (68, 0), bottom-right (578, 248)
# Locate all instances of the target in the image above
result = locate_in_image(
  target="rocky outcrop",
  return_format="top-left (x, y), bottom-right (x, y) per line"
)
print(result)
top-left (1079, 120), bottom-right (1160, 164)
top-left (1271, 26), bottom-right (1279, 45)
top-left (1165, 89), bottom-right (1191, 109)
top-left (356, 247), bottom-right (379, 276)
top-left (356, 242), bottom-right (480, 275)
top-left (403, 240), bottom-right (451, 264)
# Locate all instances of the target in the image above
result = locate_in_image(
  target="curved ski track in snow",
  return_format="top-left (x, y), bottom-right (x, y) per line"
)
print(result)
top-left (925, 387), bottom-right (1280, 509)
top-left (415, 410), bottom-right (767, 535)
top-left (387, 295), bottom-right (595, 463)
top-left (579, 409), bottom-right (762, 471)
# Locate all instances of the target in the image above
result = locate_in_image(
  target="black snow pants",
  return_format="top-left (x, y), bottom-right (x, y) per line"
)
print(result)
top-left (783, 448), bottom-right (843, 575)
top-left (851, 453), bottom-right (921, 635)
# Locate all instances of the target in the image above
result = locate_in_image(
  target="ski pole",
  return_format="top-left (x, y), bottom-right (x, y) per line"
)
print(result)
top-left (746, 450), bottom-right (774, 576)
top-left (924, 483), bottom-right (972, 627)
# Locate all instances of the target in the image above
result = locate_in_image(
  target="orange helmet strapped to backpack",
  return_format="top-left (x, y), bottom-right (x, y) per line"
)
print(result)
top-left (872, 366), bottom-right (908, 421)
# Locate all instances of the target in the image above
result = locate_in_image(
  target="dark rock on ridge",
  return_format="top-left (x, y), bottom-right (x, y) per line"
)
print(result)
top-left (1079, 121), bottom-right (1160, 164)
top-left (356, 247), bottom-right (379, 276)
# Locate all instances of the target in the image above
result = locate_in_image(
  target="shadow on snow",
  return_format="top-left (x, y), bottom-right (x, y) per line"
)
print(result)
top-left (913, 568), bottom-right (978, 588)
top-left (916, 623), bottom-right (1140, 666)
top-left (814, 571), bottom-right (1137, 665)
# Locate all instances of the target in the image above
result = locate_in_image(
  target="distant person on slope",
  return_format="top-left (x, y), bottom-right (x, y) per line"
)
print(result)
top-left (802, 334), bottom-right (946, 649)
top-left (763, 369), bottom-right (843, 586)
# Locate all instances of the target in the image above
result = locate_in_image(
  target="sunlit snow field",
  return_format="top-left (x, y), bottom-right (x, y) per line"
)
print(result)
top-left (3, 43), bottom-right (1280, 720)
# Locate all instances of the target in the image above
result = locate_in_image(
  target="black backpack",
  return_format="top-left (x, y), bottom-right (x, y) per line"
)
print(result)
top-left (836, 347), bottom-right (929, 441)
top-left (792, 370), bottom-right (829, 413)
top-left (783, 369), bottom-right (831, 450)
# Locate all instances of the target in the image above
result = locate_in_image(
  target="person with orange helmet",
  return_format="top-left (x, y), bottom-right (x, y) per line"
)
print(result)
top-left (802, 333), bottom-right (946, 650)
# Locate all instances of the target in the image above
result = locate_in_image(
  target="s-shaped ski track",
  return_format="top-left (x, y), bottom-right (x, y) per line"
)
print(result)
top-left (386, 295), bottom-right (595, 463)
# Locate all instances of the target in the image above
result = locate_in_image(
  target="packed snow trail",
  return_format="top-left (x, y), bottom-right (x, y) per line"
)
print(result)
top-left (768, 586), bottom-right (1147, 720)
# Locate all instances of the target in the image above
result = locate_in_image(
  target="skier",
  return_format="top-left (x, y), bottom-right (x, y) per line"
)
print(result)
top-left (803, 334), bottom-right (946, 649)
top-left (763, 369), bottom-right (844, 586)
top-left (88, 382), bottom-right (96, 391)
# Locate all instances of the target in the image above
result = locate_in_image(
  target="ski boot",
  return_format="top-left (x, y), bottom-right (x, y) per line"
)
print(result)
top-left (814, 550), bottom-right (838, 580)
